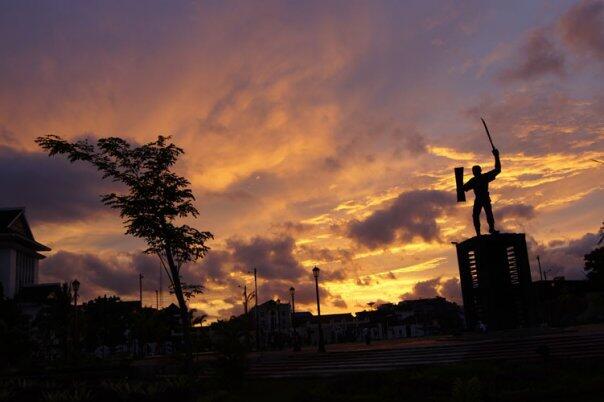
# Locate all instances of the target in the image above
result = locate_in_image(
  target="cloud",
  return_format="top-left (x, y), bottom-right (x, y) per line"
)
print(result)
top-left (497, 204), bottom-right (536, 221)
top-left (347, 190), bottom-right (453, 249)
top-left (393, 127), bottom-right (428, 156)
top-left (528, 232), bottom-right (600, 279)
top-left (439, 277), bottom-right (462, 304)
top-left (400, 276), bottom-right (461, 304)
top-left (463, 86), bottom-right (603, 156)
top-left (40, 250), bottom-right (161, 301)
top-left (559, 0), bottom-right (604, 60)
top-left (271, 221), bottom-right (313, 235)
top-left (180, 233), bottom-right (350, 317)
top-left (331, 295), bottom-right (348, 309)
top-left (227, 236), bottom-right (305, 280)
top-left (297, 245), bottom-right (353, 265)
top-left (0, 145), bottom-right (114, 223)
top-left (499, 29), bottom-right (565, 81)
top-left (356, 277), bottom-right (373, 286)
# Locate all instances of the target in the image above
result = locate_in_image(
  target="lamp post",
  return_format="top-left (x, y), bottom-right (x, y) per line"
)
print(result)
top-left (290, 286), bottom-right (300, 351)
top-left (312, 266), bottom-right (325, 353)
top-left (72, 279), bottom-right (80, 358)
top-left (249, 268), bottom-right (260, 351)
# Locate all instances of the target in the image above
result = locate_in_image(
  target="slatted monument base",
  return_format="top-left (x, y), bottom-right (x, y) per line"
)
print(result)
top-left (455, 233), bottom-right (536, 331)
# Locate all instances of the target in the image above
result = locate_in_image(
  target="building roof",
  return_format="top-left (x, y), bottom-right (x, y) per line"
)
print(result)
top-left (321, 313), bottom-right (354, 321)
top-left (249, 299), bottom-right (291, 313)
top-left (0, 207), bottom-right (50, 254)
top-left (0, 208), bottom-right (22, 230)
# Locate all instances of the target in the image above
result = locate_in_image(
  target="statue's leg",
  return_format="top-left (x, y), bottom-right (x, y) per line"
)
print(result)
top-left (472, 200), bottom-right (482, 236)
top-left (484, 198), bottom-right (496, 233)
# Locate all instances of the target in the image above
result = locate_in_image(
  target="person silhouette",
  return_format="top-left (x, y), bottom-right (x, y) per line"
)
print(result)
top-left (463, 148), bottom-right (501, 236)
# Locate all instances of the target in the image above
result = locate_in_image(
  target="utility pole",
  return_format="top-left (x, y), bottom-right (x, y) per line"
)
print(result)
top-left (254, 268), bottom-right (260, 351)
top-left (159, 262), bottom-right (163, 309)
top-left (139, 273), bottom-right (144, 306)
top-left (537, 256), bottom-right (543, 281)
top-left (72, 279), bottom-right (80, 360)
top-left (243, 285), bottom-right (249, 315)
top-left (155, 289), bottom-right (159, 310)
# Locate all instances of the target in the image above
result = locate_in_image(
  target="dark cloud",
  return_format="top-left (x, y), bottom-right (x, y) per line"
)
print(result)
top-left (297, 245), bottom-right (353, 265)
top-left (347, 190), bottom-right (453, 249)
top-left (0, 145), bottom-right (115, 223)
top-left (182, 234), bottom-right (348, 317)
top-left (497, 204), bottom-right (536, 221)
top-left (439, 277), bottom-right (462, 305)
top-left (500, 29), bottom-right (565, 81)
top-left (271, 221), bottom-right (312, 235)
top-left (400, 276), bottom-right (461, 304)
top-left (227, 236), bottom-right (305, 280)
top-left (528, 232), bottom-right (600, 279)
top-left (356, 277), bottom-right (373, 286)
top-left (559, 0), bottom-right (604, 60)
top-left (257, 278), bottom-right (331, 307)
top-left (40, 250), bottom-right (160, 301)
top-left (400, 277), bottom-right (441, 300)
top-left (323, 157), bottom-right (342, 172)
top-left (185, 249), bottom-right (232, 286)
top-left (392, 127), bottom-right (428, 156)
top-left (331, 295), bottom-right (348, 309)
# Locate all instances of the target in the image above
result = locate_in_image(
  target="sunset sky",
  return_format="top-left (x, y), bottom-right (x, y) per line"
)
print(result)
top-left (1, 0), bottom-right (603, 320)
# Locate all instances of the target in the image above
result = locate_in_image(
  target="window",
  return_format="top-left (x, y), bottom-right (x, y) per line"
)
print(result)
top-left (16, 251), bottom-right (35, 290)
top-left (468, 250), bottom-right (479, 288)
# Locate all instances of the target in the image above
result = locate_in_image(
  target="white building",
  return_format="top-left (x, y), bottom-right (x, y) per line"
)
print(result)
top-left (0, 208), bottom-right (50, 298)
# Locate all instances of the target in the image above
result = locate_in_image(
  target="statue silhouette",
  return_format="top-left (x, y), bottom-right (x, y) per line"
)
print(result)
top-left (463, 148), bottom-right (501, 236)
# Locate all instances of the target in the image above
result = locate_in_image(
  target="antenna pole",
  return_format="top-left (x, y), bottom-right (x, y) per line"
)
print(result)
top-left (139, 273), bottom-right (144, 306)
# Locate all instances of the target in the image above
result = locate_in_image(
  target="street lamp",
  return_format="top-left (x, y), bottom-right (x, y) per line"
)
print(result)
top-left (312, 266), bottom-right (325, 353)
top-left (248, 268), bottom-right (260, 351)
top-left (289, 286), bottom-right (300, 351)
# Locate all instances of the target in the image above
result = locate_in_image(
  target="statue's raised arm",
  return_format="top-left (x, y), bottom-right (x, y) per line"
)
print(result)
top-left (484, 148), bottom-right (501, 181)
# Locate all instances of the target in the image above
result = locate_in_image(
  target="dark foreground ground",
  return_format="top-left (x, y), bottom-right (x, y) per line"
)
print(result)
top-left (3, 326), bottom-right (604, 401)
top-left (1, 357), bottom-right (603, 402)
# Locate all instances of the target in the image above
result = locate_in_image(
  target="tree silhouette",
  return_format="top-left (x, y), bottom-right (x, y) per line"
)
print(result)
top-left (36, 135), bottom-right (213, 364)
top-left (585, 246), bottom-right (604, 289)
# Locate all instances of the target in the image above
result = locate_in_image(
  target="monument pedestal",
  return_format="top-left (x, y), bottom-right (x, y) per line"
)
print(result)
top-left (455, 233), bottom-right (535, 331)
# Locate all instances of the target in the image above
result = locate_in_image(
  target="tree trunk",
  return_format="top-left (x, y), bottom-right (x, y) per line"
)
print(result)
top-left (164, 247), bottom-right (193, 369)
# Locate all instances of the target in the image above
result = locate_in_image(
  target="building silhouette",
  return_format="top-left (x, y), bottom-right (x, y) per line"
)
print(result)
top-left (0, 208), bottom-right (50, 298)
top-left (248, 299), bottom-right (292, 349)
top-left (455, 233), bottom-right (535, 330)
